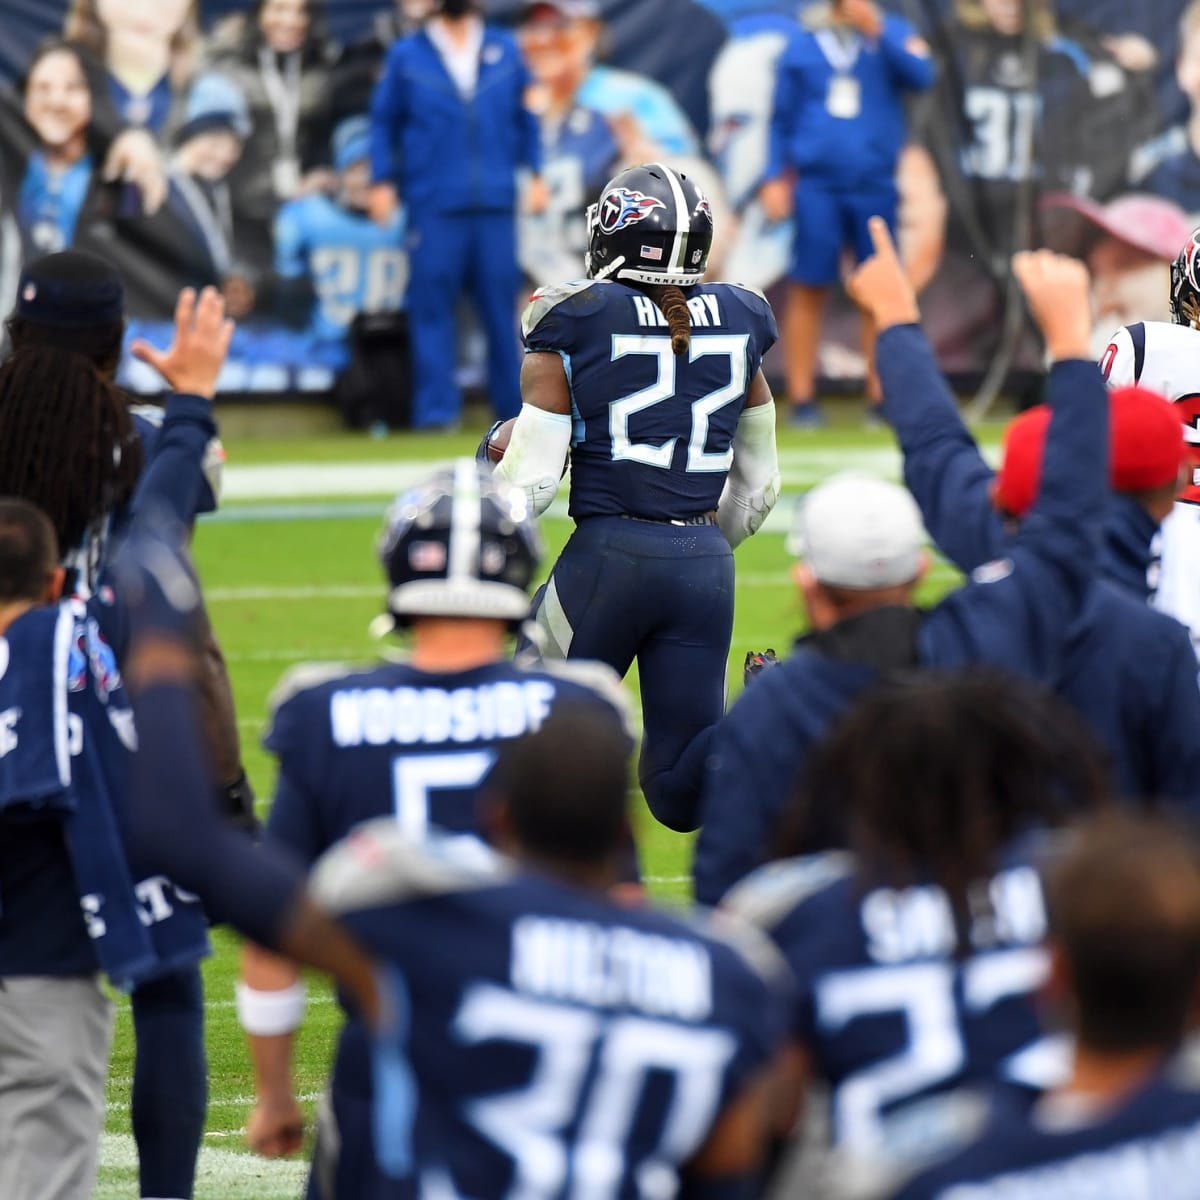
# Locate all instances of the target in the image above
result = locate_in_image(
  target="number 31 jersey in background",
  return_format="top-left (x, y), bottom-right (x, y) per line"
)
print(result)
top-left (725, 845), bottom-right (1061, 1154)
top-left (522, 278), bottom-right (778, 521)
top-left (311, 821), bottom-right (789, 1199)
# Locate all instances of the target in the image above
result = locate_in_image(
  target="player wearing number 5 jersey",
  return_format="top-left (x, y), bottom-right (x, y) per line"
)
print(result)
top-left (495, 163), bottom-right (781, 833)
top-left (310, 704), bottom-right (789, 1200)
top-left (239, 462), bottom-right (630, 1200)
top-left (725, 672), bottom-right (1106, 1172)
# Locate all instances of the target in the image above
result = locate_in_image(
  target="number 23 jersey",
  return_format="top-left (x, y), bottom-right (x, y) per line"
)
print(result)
top-left (725, 846), bottom-right (1059, 1152)
top-left (522, 279), bottom-right (778, 521)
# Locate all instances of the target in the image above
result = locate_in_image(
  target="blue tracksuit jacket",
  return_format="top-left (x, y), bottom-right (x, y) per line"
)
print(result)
top-left (765, 15), bottom-right (934, 189)
top-left (369, 25), bottom-right (541, 214)
top-left (878, 322), bottom-right (1200, 809)
top-left (693, 325), bottom-right (1107, 906)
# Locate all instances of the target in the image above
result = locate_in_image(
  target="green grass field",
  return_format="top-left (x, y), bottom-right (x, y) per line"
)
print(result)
top-left (94, 412), bottom-right (1001, 1198)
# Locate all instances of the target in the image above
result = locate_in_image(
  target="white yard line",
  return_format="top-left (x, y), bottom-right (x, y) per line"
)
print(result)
top-left (95, 1133), bottom-right (309, 1200)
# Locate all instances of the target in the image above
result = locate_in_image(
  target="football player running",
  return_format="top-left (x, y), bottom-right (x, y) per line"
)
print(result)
top-left (1101, 228), bottom-right (1200, 652)
top-left (488, 162), bottom-right (781, 832)
top-left (239, 461), bottom-right (630, 1200)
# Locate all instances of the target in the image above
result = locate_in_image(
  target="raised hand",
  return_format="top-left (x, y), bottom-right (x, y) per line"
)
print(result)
top-left (1011, 250), bottom-right (1093, 363)
top-left (846, 216), bottom-right (920, 331)
top-left (130, 287), bottom-right (235, 399)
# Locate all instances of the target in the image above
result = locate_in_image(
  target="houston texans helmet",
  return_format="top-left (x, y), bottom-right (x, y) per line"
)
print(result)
top-left (1170, 227), bottom-right (1200, 328)
top-left (378, 459), bottom-right (542, 627)
top-left (585, 163), bottom-right (714, 288)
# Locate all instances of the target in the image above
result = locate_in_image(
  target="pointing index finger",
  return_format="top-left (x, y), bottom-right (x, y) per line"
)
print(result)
top-left (868, 216), bottom-right (899, 262)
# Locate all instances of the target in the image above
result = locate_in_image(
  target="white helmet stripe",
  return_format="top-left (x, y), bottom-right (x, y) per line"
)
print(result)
top-left (652, 162), bottom-right (690, 272)
top-left (448, 457), bottom-right (482, 583)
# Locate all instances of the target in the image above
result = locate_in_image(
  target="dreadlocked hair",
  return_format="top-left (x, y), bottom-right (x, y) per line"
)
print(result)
top-left (0, 345), bottom-right (142, 557)
top-left (777, 668), bottom-right (1111, 940)
top-left (654, 285), bottom-right (692, 355)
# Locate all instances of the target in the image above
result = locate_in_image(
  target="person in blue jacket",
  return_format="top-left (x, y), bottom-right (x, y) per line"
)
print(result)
top-left (692, 236), bottom-right (1107, 907)
top-left (758, 0), bottom-right (934, 427)
top-left (857, 217), bottom-right (1200, 823)
top-left (368, 0), bottom-right (547, 429)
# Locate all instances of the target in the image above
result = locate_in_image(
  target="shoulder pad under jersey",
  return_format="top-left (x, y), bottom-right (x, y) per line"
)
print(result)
top-left (521, 279), bottom-right (608, 341)
top-left (267, 661), bottom-right (370, 718)
top-left (722, 851), bottom-right (856, 931)
top-left (310, 818), bottom-right (513, 913)
top-left (520, 656), bottom-right (636, 739)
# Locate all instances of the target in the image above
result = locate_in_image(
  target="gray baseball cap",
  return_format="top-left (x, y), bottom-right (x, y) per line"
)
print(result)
top-left (789, 472), bottom-right (926, 589)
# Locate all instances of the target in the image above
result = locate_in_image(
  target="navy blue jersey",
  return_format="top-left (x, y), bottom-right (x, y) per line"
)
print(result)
top-left (521, 279), bottom-right (778, 521)
top-left (727, 846), bottom-right (1060, 1153)
top-left (893, 1066), bottom-right (1200, 1200)
top-left (311, 822), bottom-right (788, 1196)
top-left (0, 601), bottom-right (208, 986)
top-left (264, 656), bottom-right (627, 864)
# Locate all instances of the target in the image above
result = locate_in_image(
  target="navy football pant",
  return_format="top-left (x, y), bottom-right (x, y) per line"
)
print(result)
top-left (528, 516), bottom-right (734, 832)
top-left (308, 1022), bottom-right (410, 1200)
top-left (406, 210), bottom-right (522, 428)
top-left (130, 966), bottom-right (207, 1198)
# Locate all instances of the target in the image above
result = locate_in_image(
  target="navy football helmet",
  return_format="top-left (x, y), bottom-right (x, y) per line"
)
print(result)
top-left (1170, 227), bottom-right (1200, 328)
top-left (585, 163), bottom-right (714, 288)
top-left (378, 459), bottom-right (542, 627)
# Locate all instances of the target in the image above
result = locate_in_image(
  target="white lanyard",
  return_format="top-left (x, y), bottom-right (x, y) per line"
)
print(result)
top-left (258, 46), bottom-right (302, 160)
top-left (815, 28), bottom-right (862, 75)
top-left (172, 169), bottom-right (232, 277)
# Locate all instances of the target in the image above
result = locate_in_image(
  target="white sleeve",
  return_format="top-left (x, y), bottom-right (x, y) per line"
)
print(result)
top-left (717, 400), bottom-right (781, 548)
top-left (1099, 325), bottom-right (1138, 388)
top-left (494, 404), bottom-right (573, 516)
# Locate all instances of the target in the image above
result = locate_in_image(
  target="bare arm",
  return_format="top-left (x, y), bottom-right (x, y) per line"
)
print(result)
top-left (520, 351), bottom-right (573, 414)
top-left (240, 942), bottom-right (306, 1157)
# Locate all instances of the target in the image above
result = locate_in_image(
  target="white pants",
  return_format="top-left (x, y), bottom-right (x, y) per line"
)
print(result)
top-left (1155, 501), bottom-right (1200, 659)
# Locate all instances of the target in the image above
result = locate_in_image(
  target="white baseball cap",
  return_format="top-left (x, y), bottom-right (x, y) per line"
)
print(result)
top-left (788, 472), bottom-right (926, 589)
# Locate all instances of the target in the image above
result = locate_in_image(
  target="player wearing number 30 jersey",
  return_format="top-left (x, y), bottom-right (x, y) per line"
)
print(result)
top-left (309, 705), bottom-right (789, 1200)
top-left (495, 163), bottom-right (781, 834)
top-left (240, 463), bottom-right (630, 1200)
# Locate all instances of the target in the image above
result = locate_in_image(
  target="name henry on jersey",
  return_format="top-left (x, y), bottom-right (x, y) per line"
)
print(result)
top-left (331, 679), bottom-right (557, 747)
top-left (632, 293), bottom-right (724, 329)
top-left (510, 915), bottom-right (714, 1021)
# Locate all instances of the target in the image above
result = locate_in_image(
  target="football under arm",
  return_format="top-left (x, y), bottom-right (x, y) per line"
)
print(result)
top-left (495, 352), bottom-right (574, 515)
top-left (718, 372), bottom-right (780, 549)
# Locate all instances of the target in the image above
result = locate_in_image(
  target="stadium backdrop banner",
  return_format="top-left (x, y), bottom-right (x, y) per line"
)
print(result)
top-left (0, 0), bottom-right (1192, 398)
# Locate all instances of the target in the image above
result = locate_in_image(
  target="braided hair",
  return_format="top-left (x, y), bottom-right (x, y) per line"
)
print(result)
top-left (0, 346), bottom-right (142, 559)
top-left (650, 284), bottom-right (692, 356)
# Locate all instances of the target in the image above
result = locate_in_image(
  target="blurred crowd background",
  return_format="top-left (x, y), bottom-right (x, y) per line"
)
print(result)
top-left (0, 0), bottom-right (1192, 402)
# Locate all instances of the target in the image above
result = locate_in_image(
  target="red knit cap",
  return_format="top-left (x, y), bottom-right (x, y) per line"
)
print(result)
top-left (994, 386), bottom-right (1185, 517)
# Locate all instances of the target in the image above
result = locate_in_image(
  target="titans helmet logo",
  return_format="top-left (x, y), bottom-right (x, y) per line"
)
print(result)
top-left (598, 187), bottom-right (667, 235)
